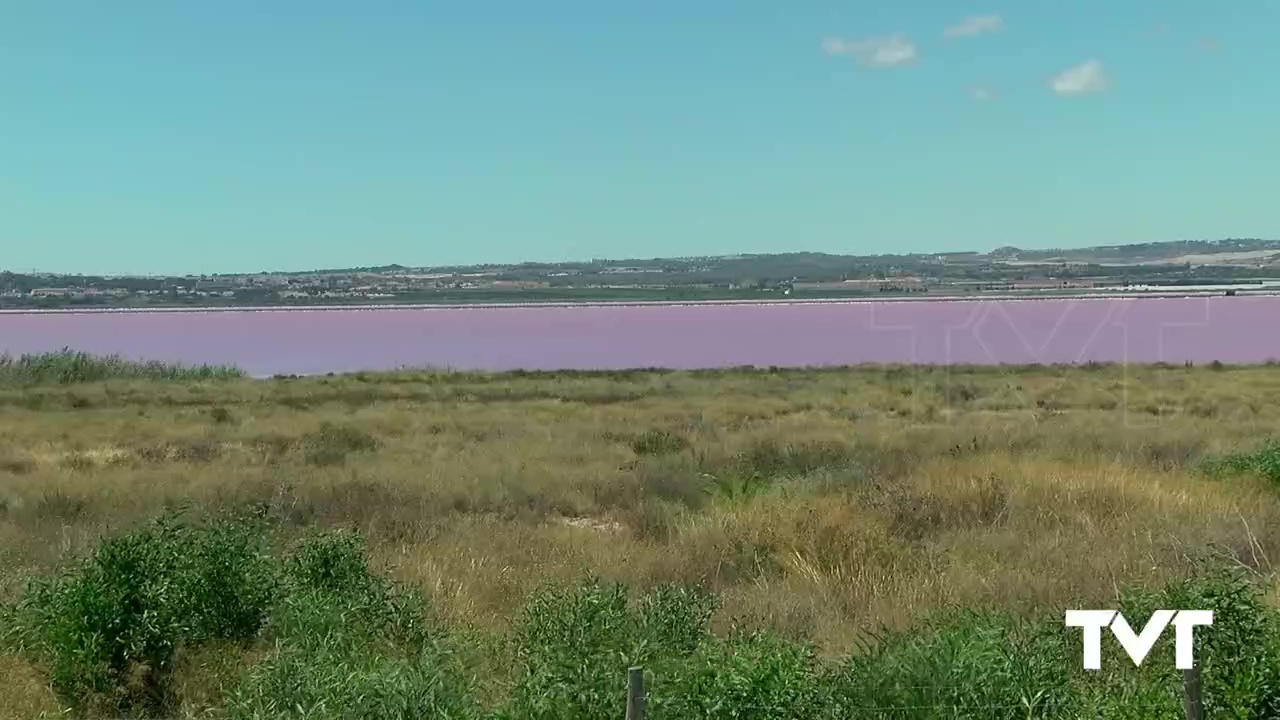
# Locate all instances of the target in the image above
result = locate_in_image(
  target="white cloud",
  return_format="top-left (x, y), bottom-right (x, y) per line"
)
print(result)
top-left (821, 34), bottom-right (917, 67)
top-left (1050, 59), bottom-right (1108, 96)
top-left (970, 85), bottom-right (996, 101)
top-left (944, 15), bottom-right (1004, 38)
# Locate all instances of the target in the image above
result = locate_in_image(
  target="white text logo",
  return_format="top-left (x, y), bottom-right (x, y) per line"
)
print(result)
top-left (1065, 610), bottom-right (1213, 669)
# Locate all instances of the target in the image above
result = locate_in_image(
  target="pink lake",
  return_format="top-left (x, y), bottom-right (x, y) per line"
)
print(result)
top-left (1, 297), bottom-right (1278, 377)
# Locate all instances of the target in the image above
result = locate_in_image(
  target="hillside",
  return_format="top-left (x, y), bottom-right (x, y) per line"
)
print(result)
top-left (992, 238), bottom-right (1280, 266)
top-left (3, 238), bottom-right (1278, 310)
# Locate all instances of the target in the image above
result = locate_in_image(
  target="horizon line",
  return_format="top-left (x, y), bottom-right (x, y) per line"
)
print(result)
top-left (3, 237), bottom-right (1277, 279)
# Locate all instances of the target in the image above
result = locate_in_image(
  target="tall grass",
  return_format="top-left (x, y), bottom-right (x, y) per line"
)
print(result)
top-left (3, 515), bottom-right (1279, 718)
top-left (0, 348), bottom-right (243, 385)
top-left (3, 363), bottom-right (1280, 716)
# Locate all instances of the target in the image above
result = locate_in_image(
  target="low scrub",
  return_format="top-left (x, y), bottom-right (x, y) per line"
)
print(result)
top-left (5, 515), bottom-right (1280, 718)
top-left (1201, 442), bottom-right (1280, 484)
top-left (226, 531), bottom-right (471, 719)
top-left (301, 422), bottom-right (381, 466)
top-left (3, 513), bottom-right (275, 716)
top-left (630, 429), bottom-right (691, 456)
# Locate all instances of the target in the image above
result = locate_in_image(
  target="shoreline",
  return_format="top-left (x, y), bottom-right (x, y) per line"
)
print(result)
top-left (1, 289), bottom-right (1276, 315)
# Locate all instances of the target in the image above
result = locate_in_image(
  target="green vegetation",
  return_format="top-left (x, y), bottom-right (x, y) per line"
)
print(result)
top-left (1202, 443), bottom-right (1280, 485)
top-left (0, 349), bottom-right (243, 386)
top-left (3, 514), bottom-right (274, 716)
top-left (3, 357), bottom-right (1280, 716)
top-left (4, 515), bottom-right (1278, 719)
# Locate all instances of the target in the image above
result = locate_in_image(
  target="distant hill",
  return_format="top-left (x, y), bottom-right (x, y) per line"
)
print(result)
top-left (6, 236), bottom-right (1280, 310)
top-left (413, 238), bottom-right (1280, 275)
top-left (6, 238), bottom-right (1280, 280)
top-left (992, 238), bottom-right (1280, 266)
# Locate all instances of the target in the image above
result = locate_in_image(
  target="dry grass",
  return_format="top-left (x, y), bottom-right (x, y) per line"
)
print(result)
top-left (2, 363), bottom-right (1280, 714)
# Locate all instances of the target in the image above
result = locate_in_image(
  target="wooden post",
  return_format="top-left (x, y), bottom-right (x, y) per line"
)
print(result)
top-left (626, 666), bottom-right (646, 720)
top-left (1182, 667), bottom-right (1203, 720)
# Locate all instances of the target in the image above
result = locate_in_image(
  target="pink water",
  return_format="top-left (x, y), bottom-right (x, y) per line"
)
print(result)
top-left (1, 297), bottom-right (1278, 377)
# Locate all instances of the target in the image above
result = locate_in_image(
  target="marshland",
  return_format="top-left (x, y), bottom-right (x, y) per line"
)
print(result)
top-left (2, 351), bottom-right (1280, 718)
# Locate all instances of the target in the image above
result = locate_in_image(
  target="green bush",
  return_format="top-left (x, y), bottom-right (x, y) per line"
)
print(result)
top-left (498, 580), bottom-right (637, 720)
top-left (650, 629), bottom-right (826, 720)
top-left (176, 515), bottom-right (277, 644)
top-left (1112, 570), bottom-right (1280, 718)
top-left (831, 611), bottom-right (1076, 719)
top-left (227, 530), bottom-right (474, 719)
top-left (497, 580), bottom-right (718, 720)
top-left (631, 429), bottom-right (690, 456)
top-left (1201, 442), bottom-right (1280, 484)
top-left (286, 530), bottom-right (382, 596)
top-left (230, 581), bottom-right (468, 718)
top-left (7, 515), bottom-right (1280, 719)
top-left (9, 513), bottom-right (274, 716)
top-left (635, 584), bottom-right (718, 657)
top-left (275, 530), bottom-right (430, 652)
top-left (226, 644), bottom-right (475, 720)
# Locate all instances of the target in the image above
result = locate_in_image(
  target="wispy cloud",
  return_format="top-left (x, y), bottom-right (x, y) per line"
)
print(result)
top-left (1050, 59), bottom-right (1108, 96)
top-left (821, 35), bottom-right (917, 67)
top-left (944, 15), bottom-right (1004, 39)
top-left (969, 85), bottom-right (996, 101)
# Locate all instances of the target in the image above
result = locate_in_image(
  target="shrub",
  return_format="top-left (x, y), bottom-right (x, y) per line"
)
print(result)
top-left (631, 429), bottom-right (690, 456)
top-left (9, 517), bottom-right (1280, 719)
top-left (275, 530), bottom-right (429, 651)
top-left (635, 584), bottom-right (718, 657)
top-left (286, 529), bottom-right (382, 598)
top-left (175, 515), bottom-right (277, 644)
top-left (831, 611), bottom-right (1076, 719)
top-left (499, 580), bottom-right (636, 720)
top-left (1201, 442), bottom-right (1280, 484)
top-left (301, 422), bottom-right (380, 466)
top-left (227, 530), bottom-right (473, 719)
top-left (735, 439), bottom-right (851, 478)
top-left (9, 513), bottom-right (275, 716)
top-left (650, 630), bottom-right (826, 720)
top-left (497, 579), bottom-right (718, 720)
top-left (226, 644), bottom-right (475, 720)
top-left (703, 472), bottom-right (772, 505)
top-left (1117, 570), bottom-right (1280, 718)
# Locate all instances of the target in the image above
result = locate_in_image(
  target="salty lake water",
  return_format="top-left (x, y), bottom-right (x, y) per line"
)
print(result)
top-left (1, 297), bottom-right (1278, 377)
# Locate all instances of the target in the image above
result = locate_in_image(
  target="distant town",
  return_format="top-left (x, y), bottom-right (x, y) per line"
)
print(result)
top-left (4, 238), bottom-right (1280, 310)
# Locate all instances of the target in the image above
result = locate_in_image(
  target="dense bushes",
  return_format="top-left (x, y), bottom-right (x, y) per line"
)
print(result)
top-left (4, 514), bottom-right (1280, 718)
top-left (499, 581), bottom-right (718, 720)
top-left (226, 531), bottom-right (472, 719)
top-left (831, 611), bottom-right (1075, 718)
top-left (3, 514), bottom-right (274, 715)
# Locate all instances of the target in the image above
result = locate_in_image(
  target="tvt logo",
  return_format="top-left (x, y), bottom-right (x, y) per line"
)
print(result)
top-left (1065, 609), bottom-right (1213, 670)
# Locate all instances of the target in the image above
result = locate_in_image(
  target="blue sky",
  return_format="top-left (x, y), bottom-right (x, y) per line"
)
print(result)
top-left (2, 1), bottom-right (1277, 275)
